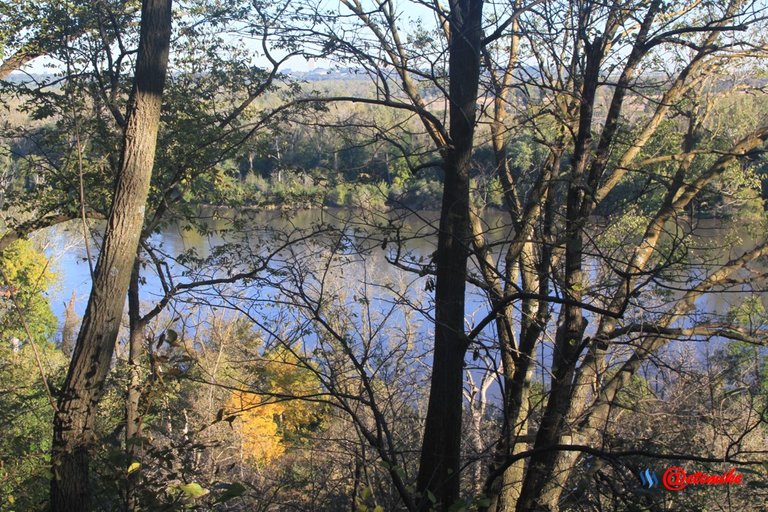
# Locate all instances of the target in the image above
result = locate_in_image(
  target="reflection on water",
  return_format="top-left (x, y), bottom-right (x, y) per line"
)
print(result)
top-left (42, 208), bottom-right (767, 339)
top-left (43, 208), bottom-right (440, 321)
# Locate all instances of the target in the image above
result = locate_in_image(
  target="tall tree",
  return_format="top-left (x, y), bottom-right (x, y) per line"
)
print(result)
top-left (415, 1), bottom-right (483, 508)
top-left (50, 0), bottom-right (172, 509)
top-left (282, 0), bottom-right (491, 506)
top-left (285, 1), bottom-right (768, 510)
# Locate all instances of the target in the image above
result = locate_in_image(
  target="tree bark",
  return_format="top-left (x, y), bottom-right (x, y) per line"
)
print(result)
top-left (50, 1), bottom-right (172, 510)
top-left (125, 262), bottom-right (145, 511)
top-left (61, 291), bottom-right (79, 358)
top-left (416, 0), bottom-right (484, 509)
top-left (514, 34), bottom-right (603, 512)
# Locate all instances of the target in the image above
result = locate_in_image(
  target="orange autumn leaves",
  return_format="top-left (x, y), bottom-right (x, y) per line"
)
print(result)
top-left (225, 347), bottom-right (321, 466)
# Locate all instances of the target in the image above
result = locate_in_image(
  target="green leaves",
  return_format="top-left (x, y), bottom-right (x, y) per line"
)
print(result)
top-left (0, 240), bottom-right (65, 510)
top-left (176, 482), bottom-right (208, 499)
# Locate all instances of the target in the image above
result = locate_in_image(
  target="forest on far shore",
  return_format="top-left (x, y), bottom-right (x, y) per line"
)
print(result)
top-left (6, 72), bottom-right (768, 214)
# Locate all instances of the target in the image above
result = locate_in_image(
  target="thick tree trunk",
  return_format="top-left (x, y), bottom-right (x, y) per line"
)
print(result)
top-left (416, 1), bottom-right (483, 509)
top-left (50, 1), bottom-right (172, 510)
top-left (416, 153), bottom-right (472, 511)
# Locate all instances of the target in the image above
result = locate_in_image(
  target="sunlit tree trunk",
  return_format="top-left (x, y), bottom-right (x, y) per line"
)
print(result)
top-left (61, 291), bottom-right (78, 358)
top-left (50, 1), bottom-right (172, 509)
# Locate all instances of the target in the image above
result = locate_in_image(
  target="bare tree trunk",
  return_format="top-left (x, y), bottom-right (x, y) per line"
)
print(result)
top-left (515, 37), bottom-right (603, 511)
top-left (61, 291), bottom-right (79, 358)
top-left (479, 21), bottom-right (557, 508)
top-left (50, 1), bottom-right (172, 509)
top-left (416, 1), bottom-right (484, 509)
top-left (125, 262), bottom-right (145, 511)
top-left (465, 367), bottom-right (494, 496)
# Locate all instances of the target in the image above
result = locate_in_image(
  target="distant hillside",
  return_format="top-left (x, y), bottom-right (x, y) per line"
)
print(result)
top-left (4, 67), bottom-right (373, 84)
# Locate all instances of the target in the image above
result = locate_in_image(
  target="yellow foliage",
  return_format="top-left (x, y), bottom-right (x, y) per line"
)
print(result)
top-left (227, 393), bottom-right (286, 465)
top-left (225, 346), bottom-right (322, 466)
top-left (0, 239), bottom-right (57, 342)
top-left (0, 239), bottom-right (54, 289)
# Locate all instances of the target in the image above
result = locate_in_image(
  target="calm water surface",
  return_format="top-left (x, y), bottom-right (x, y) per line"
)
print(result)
top-left (41, 209), bottom-right (767, 343)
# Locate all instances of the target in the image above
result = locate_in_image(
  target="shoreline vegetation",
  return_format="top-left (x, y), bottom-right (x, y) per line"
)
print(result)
top-left (5, 73), bottom-right (766, 218)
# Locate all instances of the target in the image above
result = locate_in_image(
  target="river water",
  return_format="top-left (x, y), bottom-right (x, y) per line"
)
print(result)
top-left (41, 208), bottom-right (767, 355)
